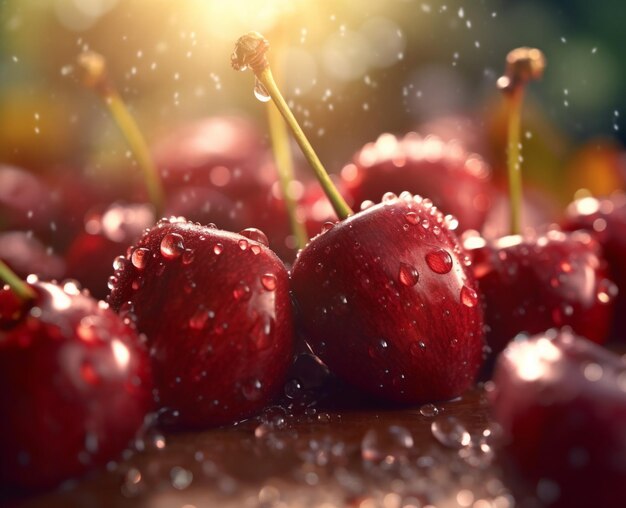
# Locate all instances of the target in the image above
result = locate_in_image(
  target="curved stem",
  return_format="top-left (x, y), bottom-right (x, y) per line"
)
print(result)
top-left (506, 89), bottom-right (524, 235)
top-left (257, 67), bottom-right (353, 220)
top-left (103, 90), bottom-right (165, 217)
top-left (0, 259), bottom-right (36, 302)
top-left (267, 103), bottom-right (308, 249)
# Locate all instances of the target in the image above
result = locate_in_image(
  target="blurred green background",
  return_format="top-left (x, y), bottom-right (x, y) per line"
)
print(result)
top-left (1, 0), bottom-right (625, 200)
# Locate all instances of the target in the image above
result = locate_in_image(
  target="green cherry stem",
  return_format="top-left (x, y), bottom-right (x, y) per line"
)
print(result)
top-left (497, 47), bottom-right (546, 236)
top-left (267, 102), bottom-right (308, 249)
top-left (77, 51), bottom-right (165, 218)
top-left (0, 259), bottom-right (36, 302)
top-left (231, 32), bottom-right (353, 221)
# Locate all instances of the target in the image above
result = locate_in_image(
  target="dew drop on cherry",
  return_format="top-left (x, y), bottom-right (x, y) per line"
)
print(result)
top-left (426, 248), bottom-right (453, 274)
top-left (131, 248), bottom-right (150, 269)
top-left (261, 273), bottom-right (277, 291)
top-left (213, 243), bottom-right (223, 255)
top-left (239, 227), bottom-right (269, 247)
top-left (398, 262), bottom-right (419, 287)
top-left (460, 285), bottom-right (478, 308)
top-left (160, 233), bottom-right (185, 259)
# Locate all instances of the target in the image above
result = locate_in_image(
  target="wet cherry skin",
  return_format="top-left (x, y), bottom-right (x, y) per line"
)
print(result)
top-left (339, 133), bottom-right (493, 233)
top-left (464, 230), bottom-right (615, 356)
top-left (108, 218), bottom-right (294, 429)
top-left (0, 281), bottom-right (153, 491)
top-left (562, 193), bottom-right (626, 339)
top-left (490, 330), bottom-right (626, 508)
top-left (290, 192), bottom-right (485, 404)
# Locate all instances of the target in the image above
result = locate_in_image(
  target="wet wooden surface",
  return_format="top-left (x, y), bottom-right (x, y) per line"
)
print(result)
top-left (8, 368), bottom-right (522, 508)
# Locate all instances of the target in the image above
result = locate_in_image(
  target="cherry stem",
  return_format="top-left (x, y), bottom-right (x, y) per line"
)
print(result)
top-left (497, 47), bottom-right (546, 236)
top-left (0, 259), bottom-right (36, 302)
top-left (267, 103), bottom-right (308, 250)
top-left (232, 32), bottom-right (353, 220)
top-left (77, 51), bottom-right (165, 217)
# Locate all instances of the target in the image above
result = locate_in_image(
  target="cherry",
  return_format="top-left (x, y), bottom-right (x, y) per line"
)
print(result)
top-left (108, 218), bottom-right (294, 428)
top-left (291, 193), bottom-right (485, 402)
top-left (65, 202), bottom-right (155, 300)
top-left (0, 164), bottom-right (58, 240)
top-left (463, 229), bottom-right (615, 355)
top-left (562, 192), bottom-right (626, 338)
top-left (0, 231), bottom-right (65, 281)
top-left (490, 329), bottom-right (626, 507)
top-left (339, 133), bottom-right (493, 232)
top-left (233, 32), bottom-right (484, 403)
top-left (0, 279), bottom-right (153, 490)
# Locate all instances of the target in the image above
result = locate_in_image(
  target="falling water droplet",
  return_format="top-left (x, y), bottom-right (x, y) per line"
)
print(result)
top-left (426, 248), bottom-right (453, 274)
top-left (254, 78), bottom-right (271, 102)
top-left (398, 262), bottom-right (419, 287)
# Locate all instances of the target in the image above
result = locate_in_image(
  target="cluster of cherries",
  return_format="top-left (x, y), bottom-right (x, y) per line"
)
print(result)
top-left (1, 34), bottom-right (626, 507)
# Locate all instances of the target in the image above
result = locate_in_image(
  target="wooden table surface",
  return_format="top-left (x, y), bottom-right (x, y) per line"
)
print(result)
top-left (8, 356), bottom-right (527, 508)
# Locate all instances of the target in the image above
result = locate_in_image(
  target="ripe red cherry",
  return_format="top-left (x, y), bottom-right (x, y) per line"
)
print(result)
top-left (108, 219), bottom-right (294, 428)
top-left (0, 231), bottom-right (65, 281)
top-left (0, 280), bottom-right (153, 490)
top-left (562, 193), bottom-right (626, 339)
top-left (463, 229), bottom-right (615, 356)
top-left (490, 329), bottom-right (626, 507)
top-left (65, 203), bottom-right (155, 300)
top-left (339, 133), bottom-right (493, 232)
top-left (291, 193), bottom-right (485, 403)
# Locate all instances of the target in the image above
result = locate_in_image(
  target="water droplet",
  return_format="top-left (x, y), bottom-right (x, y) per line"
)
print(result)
top-left (189, 308), bottom-right (213, 330)
top-left (238, 239), bottom-right (249, 251)
top-left (419, 403), bottom-right (440, 417)
top-left (213, 243), bottom-right (223, 255)
top-left (170, 466), bottom-right (193, 490)
top-left (405, 212), bottom-right (419, 224)
top-left (239, 228), bottom-right (269, 247)
top-left (242, 378), bottom-right (263, 401)
top-left (233, 283), bottom-right (251, 301)
top-left (597, 279), bottom-right (618, 304)
top-left (160, 233), bottom-right (185, 259)
top-left (382, 192), bottom-right (398, 203)
top-left (398, 262), bottom-right (419, 287)
top-left (261, 274), bottom-right (277, 291)
top-left (431, 416), bottom-right (471, 448)
top-left (131, 248), bottom-right (149, 269)
top-left (182, 249), bottom-right (195, 265)
top-left (460, 285), bottom-right (478, 307)
top-left (361, 425), bottom-right (414, 466)
top-left (410, 341), bottom-right (426, 356)
top-left (368, 338), bottom-right (389, 358)
top-left (254, 78), bottom-right (271, 102)
top-left (426, 248), bottom-right (453, 274)
top-left (360, 200), bottom-right (375, 211)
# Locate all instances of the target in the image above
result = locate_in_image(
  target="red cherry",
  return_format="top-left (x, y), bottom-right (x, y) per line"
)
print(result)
top-left (562, 193), bottom-right (626, 339)
top-left (464, 229), bottom-right (615, 356)
top-left (0, 231), bottom-right (65, 281)
top-left (0, 281), bottom-right (153, 490)
top-left (291, 193), bottom-right (485, 403)
top-left (339, 133), bottom-right (493, 232)
top-left (152, 116), bottom-right (265, 193)
top-left (65, 203), bottom-right (155, 300)
top-left (108, 219), bottom-right (294, 428)
top-left (490, 329), bottom-right (626, 507)
top-left (0, 164), bottom-right (58, 239)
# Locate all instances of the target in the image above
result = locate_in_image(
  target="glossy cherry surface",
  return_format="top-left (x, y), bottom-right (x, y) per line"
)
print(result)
top-left (464, 229), bottom-right (615, 356)
top-left (490, 329), bottom-right (626, 508)
top-left (291, 192), bottom-right (485, 403)
top-left (339, 133), bottom-right (493, 232)
top-left (0, 281), bottom-right (153, 490)
top-left (108, 218), bottom-right (294, 428)
top-left (562, 193), bottom-right (626, 338)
